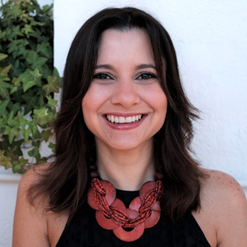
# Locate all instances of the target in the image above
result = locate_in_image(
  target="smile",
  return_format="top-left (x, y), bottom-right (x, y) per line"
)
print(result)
top-left (105, 114), bottom-right (143, 124)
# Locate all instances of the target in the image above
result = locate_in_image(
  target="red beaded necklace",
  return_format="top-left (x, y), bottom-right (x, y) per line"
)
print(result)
top-left (87, 177), bottom-right (164, 242)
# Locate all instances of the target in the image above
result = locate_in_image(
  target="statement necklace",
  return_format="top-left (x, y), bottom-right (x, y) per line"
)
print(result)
top-left (87, 177), bottom-right (164, 242)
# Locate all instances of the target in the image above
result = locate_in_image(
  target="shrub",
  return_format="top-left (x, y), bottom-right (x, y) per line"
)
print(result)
top-left (0, 0), bottom-right (61, 173)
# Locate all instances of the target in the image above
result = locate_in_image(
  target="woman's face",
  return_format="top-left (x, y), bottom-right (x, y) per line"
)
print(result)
top-left (82, 28), bottom-right (167, 152)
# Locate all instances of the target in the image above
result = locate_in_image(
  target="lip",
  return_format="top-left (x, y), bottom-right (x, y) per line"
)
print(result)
top-left (103, 114), bottom-right (147, 130)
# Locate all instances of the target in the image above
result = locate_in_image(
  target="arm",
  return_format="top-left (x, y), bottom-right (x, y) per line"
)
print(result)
top-left (12, 168), bottom-right (50, 247)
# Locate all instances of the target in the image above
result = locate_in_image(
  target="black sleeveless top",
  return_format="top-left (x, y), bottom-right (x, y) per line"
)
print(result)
top-left (56, 189), bottom-right (211, 247)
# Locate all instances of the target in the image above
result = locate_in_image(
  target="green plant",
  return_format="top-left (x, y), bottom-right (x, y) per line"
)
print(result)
top-left (0, 0), bottom-right (61, 173)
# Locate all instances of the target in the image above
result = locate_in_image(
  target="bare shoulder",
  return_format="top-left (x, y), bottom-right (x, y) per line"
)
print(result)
top-left (201, 169), bottom-right (245, 198)
top-left (200, 169), bottom-right (247, 209)
top-left (13, 163), bottom-right (51, 247)
top-left (16, 162), bottom-right (52, 205)
top-left (199, 168), bottom-right (247, 247)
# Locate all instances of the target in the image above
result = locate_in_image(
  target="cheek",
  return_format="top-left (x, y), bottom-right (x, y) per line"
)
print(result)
top-left (81, 86), bottom-right (98, 114)
top-left (151, 88), bottom-right (168, 124)
top-left (82, 94), bottom-right (90, 116)
top-left (81, 86), bottom-right (108, 128)
top-left (81, 91), bottom-right (94, 127)
top-left (145, 86), bottom-right (168, 112)
top-left (160, 95), bottom-right (168, 114)
top-left (158, 96), bottom-right (168, 125)
top-left (156, 86), bottom-right (167, 110)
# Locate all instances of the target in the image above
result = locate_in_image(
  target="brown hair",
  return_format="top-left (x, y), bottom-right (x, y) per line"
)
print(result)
top-left (28, 7), bottom-right (205, 220)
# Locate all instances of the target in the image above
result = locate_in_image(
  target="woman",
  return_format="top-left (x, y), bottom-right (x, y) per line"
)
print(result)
top-left (13, 7), bottom-right (247, 247)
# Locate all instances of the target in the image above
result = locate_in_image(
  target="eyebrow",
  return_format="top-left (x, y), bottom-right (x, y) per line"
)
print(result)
top-left (136, 64), bottom-right (157, 70)
top-left (95, 64), bottom-right (157, 70)
top-left (95, 64), bottom-right (113, 69)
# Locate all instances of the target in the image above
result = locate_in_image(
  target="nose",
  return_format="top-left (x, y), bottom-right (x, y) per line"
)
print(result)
top-left (111, 78), bottom-right (140, 108)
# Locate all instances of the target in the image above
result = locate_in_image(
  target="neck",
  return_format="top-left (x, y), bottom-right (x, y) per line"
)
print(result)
top-left (96, 142), bottom-right (155, 191)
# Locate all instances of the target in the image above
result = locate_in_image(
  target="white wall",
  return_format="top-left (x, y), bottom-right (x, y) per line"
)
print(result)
top-left (0, 170), bottom-right (21, 247)
top-left (54, 0), bottom-right (247, 188)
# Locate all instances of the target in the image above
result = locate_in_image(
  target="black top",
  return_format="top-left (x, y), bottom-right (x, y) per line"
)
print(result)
top-left (56, 189), bottom-right (211, 247)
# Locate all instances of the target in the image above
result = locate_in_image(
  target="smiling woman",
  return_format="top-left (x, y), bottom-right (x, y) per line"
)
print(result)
top-left (12, 7), bottom-right (247, 247)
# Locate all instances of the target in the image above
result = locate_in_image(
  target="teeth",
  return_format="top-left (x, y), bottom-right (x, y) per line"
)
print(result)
top-left (126, 117), bottom-right (132, 123)
top-left (119, 117), bottom-right (125, 123)
top-left (106, 114), bottom-right (142, 124)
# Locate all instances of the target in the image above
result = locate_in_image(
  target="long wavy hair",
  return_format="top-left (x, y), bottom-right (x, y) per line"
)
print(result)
top-left (28, 7), bottom-right (205, 221)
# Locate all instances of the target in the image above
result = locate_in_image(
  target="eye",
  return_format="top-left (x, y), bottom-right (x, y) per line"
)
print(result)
top-left (93, 73), bottom-right (112, 80)
top-left (136, 72), bottom-right (157, 80)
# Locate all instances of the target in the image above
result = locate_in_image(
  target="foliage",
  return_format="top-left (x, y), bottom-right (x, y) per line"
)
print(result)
top-left (0, 0), bottom-right (61, 173)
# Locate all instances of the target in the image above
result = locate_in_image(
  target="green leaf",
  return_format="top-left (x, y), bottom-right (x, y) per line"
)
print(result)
top-left (3, 126), bottom-right (19, 144)
top-left (9, 26), bottom-right (23, 40)
top-left (0, 150), bottom-right (12, 170)
top-left (3, 139), bottom-right (23, 158)
top-left (21, 127), bottom-right (32, 142)
top-left (7, 110), bottom-right (16, 127)
top-left (41, 129), bottom-right (52, 142)
top-left (21, 69), bottom-right (42, 92)
top-left (33, 107), bottom-right (56, 128)
top-left (21, 69), bottom-right (39, 83)
top-left (0, 99), bottom-right (10, 117)
top-left (7, 40), bottom-right (29, 57)
top-left (28, 141), bottom-right (41, 159)
top-left (16, 112), bottom-right (32, 142)
top-left (12, 76), bottom-right (22, 87)
top-left (0, 65), bottom-right (11, 77)
top-left (11, 102), bottom-right (21, 115)
top-left (0, 79), bottom-right (11, 99)
top-left (11, 60), bottom-right (25, 77)
top-left (42, 4), bottom-right (53, 14)
top-left (28, 121), bottom-right (40, 139)
top-left (46, 95), bottom-right (58, 108)
top-left (31, 20), bottom-right (45, 27)
top-left (21, 94), bottom-right (39, 114)
top-left (53, 67), bottom-right (62, 87)
top-left (40, 66), bottom-right (52, 78)
top-left (7, 41), bottom-right (19, 54)
top-left (4, 4), bottom-right (20, 21)
top-left (26, 51), bottom-right (48, 70)
top-left (12, 88), bottom-right (24, 104)
top-left (10, 86), bottom-right (18, 94)
top-left (43, 76), bottom-right (60, 95)
top-left (0, 31), bottom-right (7, 42)
top-left (0, 53), bottom-right (8, 61)
top-left (12, 157), bottom-right (28, 173)
top-left (37, 94), bottom-right (45, 107)
top-left (37, 42), bottom-right (51, 58)
top-left (21, 24), bottom-right (34, 36)
top-left (23, 80), bottom-right (36, 92)
top-left (48, 142), bottom-right (55, 153)
top-left (17, 110), bottom-right (28, 125)
top-left (34, 108), bottom-right (49, 118)
top-left (0, 115), bottom-right (8, 130)
top-left (29, 68), bottom-right (41, 79)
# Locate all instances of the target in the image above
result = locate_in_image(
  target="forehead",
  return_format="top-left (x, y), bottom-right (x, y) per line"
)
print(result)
top-left (97, 28), bottom-right (155, 64)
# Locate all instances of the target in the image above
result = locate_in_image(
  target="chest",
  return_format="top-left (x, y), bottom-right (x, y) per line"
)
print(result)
top-left (50, 206), bottom-right (211, 246)
top-left (47, 189), bottom-right (214, 247)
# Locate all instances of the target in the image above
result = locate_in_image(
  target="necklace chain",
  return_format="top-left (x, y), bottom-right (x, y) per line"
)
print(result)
top-left (91, 178), bottom-right (163, 228)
